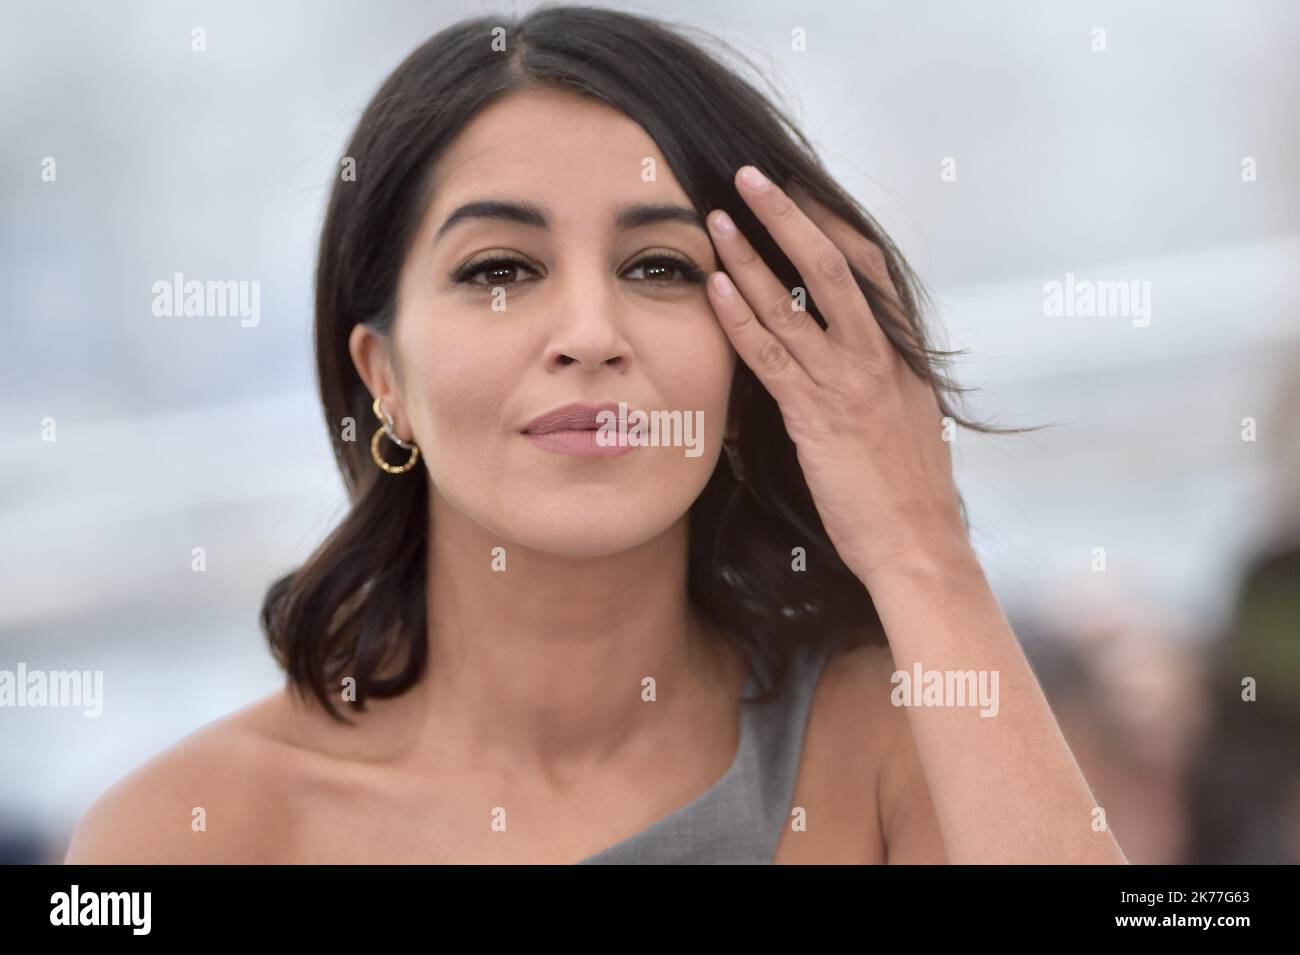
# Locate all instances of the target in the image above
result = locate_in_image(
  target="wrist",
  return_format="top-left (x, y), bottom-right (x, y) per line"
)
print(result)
top-left (849, 534), bottom-right (984, 594)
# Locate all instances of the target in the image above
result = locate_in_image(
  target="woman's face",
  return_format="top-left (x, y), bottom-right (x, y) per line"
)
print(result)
top-left (374, 87), bottom-right (735, 558)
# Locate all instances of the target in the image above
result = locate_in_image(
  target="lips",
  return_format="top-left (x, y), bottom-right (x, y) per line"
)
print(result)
top-left (519, 401), bottom-right (636, 458)
top-left (520, 402), bottom-right (623, 435)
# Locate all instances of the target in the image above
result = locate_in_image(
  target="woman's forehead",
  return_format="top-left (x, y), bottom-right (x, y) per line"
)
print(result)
top-left (427, 90), bottom-right (680, 205)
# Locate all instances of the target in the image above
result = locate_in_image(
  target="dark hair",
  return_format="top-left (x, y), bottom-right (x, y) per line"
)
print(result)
top-left (261, 3), bottom-right (1033, 724)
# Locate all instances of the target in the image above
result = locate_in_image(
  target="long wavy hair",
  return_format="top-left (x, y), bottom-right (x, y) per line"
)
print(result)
top-left (261, 3), bottom-right (1030, 724)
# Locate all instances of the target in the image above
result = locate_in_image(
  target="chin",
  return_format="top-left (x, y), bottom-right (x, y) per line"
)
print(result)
top-left (492, 501), bottom-right (688, 560)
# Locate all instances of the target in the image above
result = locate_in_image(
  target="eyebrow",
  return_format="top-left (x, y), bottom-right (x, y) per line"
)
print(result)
top-left (432, 199), bottom-right (706, 245)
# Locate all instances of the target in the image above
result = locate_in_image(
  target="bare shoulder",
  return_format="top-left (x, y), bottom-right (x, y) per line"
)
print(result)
top-left (801, 641), bottom-right (946, 863)
top-left (810, 642), bottom-right (906, 781)
top-left (774, 642), bottom-right (894, 862)
top-left (63, 688), bottom-right (298, 864)
top-left (819, 641), bottom-right (900, 700)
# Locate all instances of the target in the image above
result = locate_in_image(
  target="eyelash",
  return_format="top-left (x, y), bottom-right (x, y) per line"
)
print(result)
top-left (451, 252), bottom-right (707, 289)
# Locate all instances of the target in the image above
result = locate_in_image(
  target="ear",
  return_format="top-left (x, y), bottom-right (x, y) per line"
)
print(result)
top-left (348, 323), bottom-right (404, 429)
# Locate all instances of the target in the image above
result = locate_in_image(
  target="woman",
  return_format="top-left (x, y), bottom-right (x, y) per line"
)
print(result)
top-left (65, 5), bottom-right (1127, 864)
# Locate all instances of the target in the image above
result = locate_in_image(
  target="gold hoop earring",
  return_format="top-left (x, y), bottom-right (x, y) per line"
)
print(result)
top-left (370, 396), bottom-right (421, 474)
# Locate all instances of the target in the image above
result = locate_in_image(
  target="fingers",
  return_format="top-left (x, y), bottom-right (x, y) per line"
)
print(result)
top-left (788, 188), bottom-right (924, 359)
top-left (787, 182), bottom-right (906, 343)
top-left (705, 203), bottom-right (836, 384)
top-left (730, 167), bottom-right (881, 354)
top-left (705, 269), bottom-right (811, 409)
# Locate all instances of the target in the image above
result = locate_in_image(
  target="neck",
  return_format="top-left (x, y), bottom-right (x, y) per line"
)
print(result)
top-left (409, 487), bottom-right (733, 782)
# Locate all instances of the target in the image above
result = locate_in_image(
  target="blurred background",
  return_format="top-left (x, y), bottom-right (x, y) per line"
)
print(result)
top-left (2, 0), bottom-right (1297, 864)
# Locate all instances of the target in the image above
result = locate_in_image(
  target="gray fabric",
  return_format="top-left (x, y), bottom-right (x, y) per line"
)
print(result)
top-left (578, 641), bottom-right (834, 864)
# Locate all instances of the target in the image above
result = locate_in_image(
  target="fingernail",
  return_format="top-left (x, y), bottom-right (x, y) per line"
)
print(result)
top-left (738, 166), bottom-right (768, 191)
top-left (709, 272), bottom-right (735, 298)
top-left (710, 210), bottom-right (736, 236)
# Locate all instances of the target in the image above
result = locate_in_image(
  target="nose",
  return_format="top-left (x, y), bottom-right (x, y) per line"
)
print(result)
top-left (542, 279), bottom-right (632, 373)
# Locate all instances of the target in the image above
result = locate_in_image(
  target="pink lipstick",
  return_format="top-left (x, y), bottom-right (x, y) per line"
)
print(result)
top-left (519, 401), bottom-right (636, 458)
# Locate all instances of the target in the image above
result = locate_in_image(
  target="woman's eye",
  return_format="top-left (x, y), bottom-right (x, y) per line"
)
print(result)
top-left (452, 253), bottom-right (705, 289)
top-left (453, 257), bottom-right (538, 287)
top-left (624, 255), bottom-right (706, 286)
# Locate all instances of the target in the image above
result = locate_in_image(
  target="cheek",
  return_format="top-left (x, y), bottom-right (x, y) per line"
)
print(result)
top-left (398, 322), bottom-right (513, 463)
top-left (636, 316), bottom-right (735, 433)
